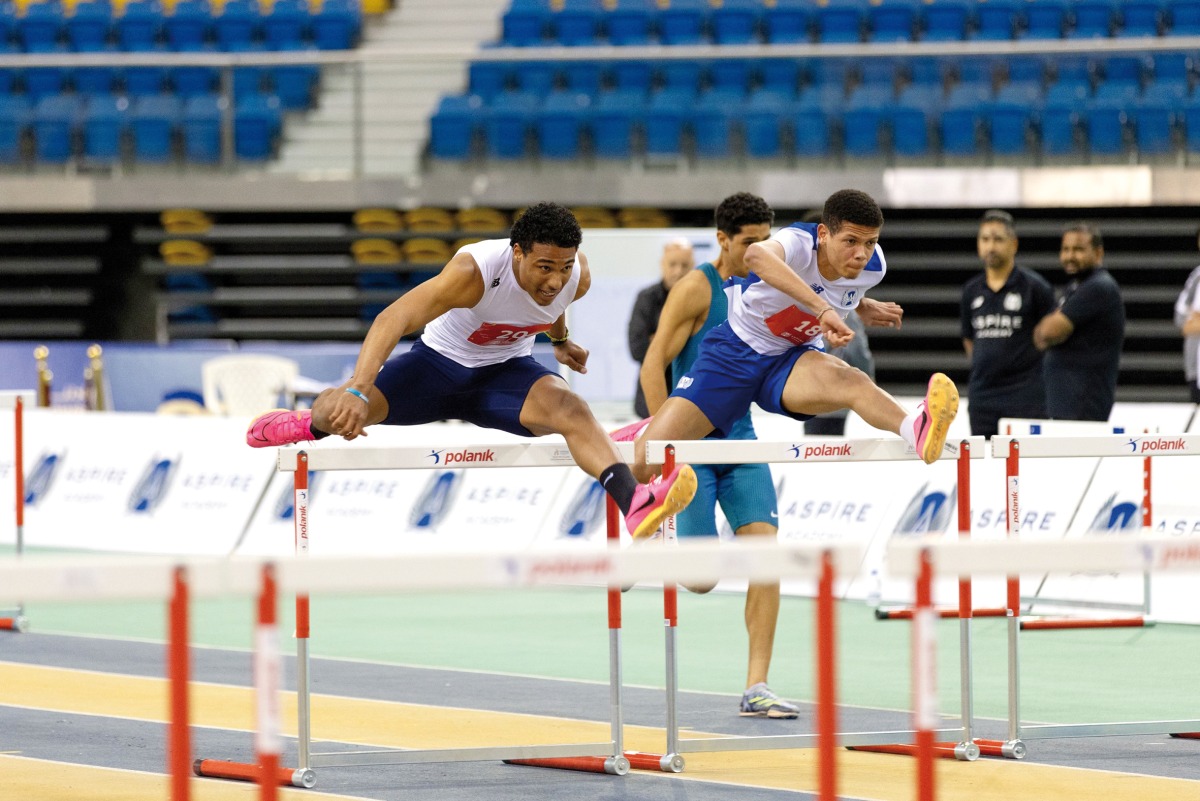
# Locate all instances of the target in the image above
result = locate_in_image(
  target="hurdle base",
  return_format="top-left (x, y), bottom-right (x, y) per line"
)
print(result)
top-left (504, 755), bottom-right (630, 775)
top-left (193, 758), bottom-right (316, 788)
top-left (970, 738), bottom-right (1026, 759)
top-left (624, 750), bottom-right (684, 773)
top-left (0, 615), bottom-right (29, 632)
top-left (1019, 616), bottom-right (1153, 631)
top-left (848, 741), bottom-right (980, 761)
top-left (875, 607), bottom-right (1008, 621)
top-left (1169, 733), bottom-right (1200, 740)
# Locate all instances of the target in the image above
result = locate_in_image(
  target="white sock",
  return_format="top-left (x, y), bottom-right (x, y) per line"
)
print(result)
top-left (899, 407), bottom-right (922, 448)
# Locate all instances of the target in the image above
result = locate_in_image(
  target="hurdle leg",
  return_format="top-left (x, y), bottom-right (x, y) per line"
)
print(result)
top-left (1, 395), bottom-right (28, 633)
top-left (169, 566), bottom-right (191, 801)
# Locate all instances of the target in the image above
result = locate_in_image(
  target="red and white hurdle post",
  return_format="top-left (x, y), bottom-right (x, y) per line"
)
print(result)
top-left (1, 394), bottom-right (28, 632)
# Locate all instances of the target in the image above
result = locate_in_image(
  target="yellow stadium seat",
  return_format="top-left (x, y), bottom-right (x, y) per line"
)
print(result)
top-left (352, 208), bottom-right (404, 232)
top-left (160, 208), bottom-right (213, 234)
top-left (618, 206), bottom-right (672, 228)
top-left (403, 207), bottom-right (454, 232)
top-left (159, 239), bottom-right (213, 266)
top-left (454, 207), bottom-right (510, 232)
top-left (350, 238), bottom-right (403, 265)
top-left (570, 206), bottom-right (617, 228)
top-left (401, 237), bottom-right (452, 264)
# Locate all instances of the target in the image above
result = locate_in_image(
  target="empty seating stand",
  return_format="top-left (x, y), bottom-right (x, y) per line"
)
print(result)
top-left (0, 222), bottom-right (110, 339)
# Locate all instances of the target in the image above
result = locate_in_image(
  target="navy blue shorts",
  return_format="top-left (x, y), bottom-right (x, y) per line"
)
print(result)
top-left (672, 324), bottom-right (819, 437)
top-left (374, 340), bottom-right (559, 437)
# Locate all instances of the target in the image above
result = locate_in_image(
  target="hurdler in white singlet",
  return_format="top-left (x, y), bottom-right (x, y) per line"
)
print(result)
top-left (726, 222), bottom-right (887, 356)
top-left (421, 238), bottom-right (581, 368)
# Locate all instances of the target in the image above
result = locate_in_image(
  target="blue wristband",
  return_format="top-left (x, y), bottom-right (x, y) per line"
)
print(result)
top-left (345, 387), bottom-right (369, 404)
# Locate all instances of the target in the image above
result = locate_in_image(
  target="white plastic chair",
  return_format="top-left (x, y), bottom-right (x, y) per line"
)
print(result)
top-left (201, 354), bottom-right (299, 416)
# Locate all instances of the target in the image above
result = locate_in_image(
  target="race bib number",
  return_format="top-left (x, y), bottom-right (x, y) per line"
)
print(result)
top-left (764, 305), bottom-right (822, 345)
top-left (467, 322), bottom-right (550, 346)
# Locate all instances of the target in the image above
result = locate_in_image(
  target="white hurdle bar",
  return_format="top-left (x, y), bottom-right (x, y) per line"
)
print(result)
top-left (644, 437), bottom-right (992, 764)
top-left (0, 392), bottom-right (30, 632)
top-left (986, 434), bottom-right (1200, 753)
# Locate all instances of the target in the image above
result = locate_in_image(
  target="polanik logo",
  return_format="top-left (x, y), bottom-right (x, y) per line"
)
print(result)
top-left (1125, 436), bottom-right (1189, 454)
top-left (427, 448), bottom-right (496, 465)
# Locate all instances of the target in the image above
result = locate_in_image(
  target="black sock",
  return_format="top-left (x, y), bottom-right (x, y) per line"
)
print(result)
top-left (598, 463), bottom-right (638, 515)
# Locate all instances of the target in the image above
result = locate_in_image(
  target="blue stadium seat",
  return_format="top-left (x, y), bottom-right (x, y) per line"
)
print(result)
top-left (66, 2), bottom-right (111, 51)
top-left (561, 61), bottom-right (603, 94)
top-left (273, 65), bottom-right (318, 109)
top-left (214, 0), bottom-right (260, 52)
top-left (759, 59), bottom-right (802, 96)
top-left (181, 93), bottom-right (222, 163)
top-left (994, 80), bottom-right (1042, 106)
top-left (711, 0), bottom-right (760, 45)
top-left (1118, 1), bottom-right (1162, 36)
top-left (763, 0), bottom-right (810, 44)
top-left (1132, 82), bottom-right (1183, 155)
top-left (814, 1), bottom-right (862, 43)
top-left (1004, 55), bottom-right (1046, 87)
top-left (611, 61), bottom-right (653, 92)
top-left (33, 94), bottom-right (81, 163)
top-left (659, 61), bottom-right (704, 93)
top-left (986, 101), bottom-right (1035, 157)
top-left (512, 61), bottom-right (556, 94)
top-left (551, 0), bottom-right (601, 47)
top-left (859, 57), bottom-right (899, 91)
top-left (483, 90), bottom-right (538, 160)
top-left (906, 56), bottom-right (941, 88)
top-left (895, 80), bottom-right (942, 109)
top-left (1099, 55), bottom-right (1144, 87)
top-left (1040, 97), bottom-right (1082, 157)
top-left (689, 88), bottom-right (743, 158)
top-left (591, 88), bottom-right (643, 158)
top-left (468, 62), bottom-right (509, 102)
top-left (842, 85), bottom-right (890, 157)
top-left (868, 0), bottom-right (916, 42)
top-left (709, 58), bottom-right (753, 94)
top-left (889, 98), bottom-right (931, 157)
top-left (18, 2), bottom-right (65, 52)
top-left (974, 1), bottom-right (1019, 40)
top-left (0, 95), bottom-right (30, 163)
top-left (606, 0), bottom-right (653, 45)
top-left (171, 66), bottom-right (218, 98)
top-left (809, 58), bottom-right (854, 97)
top-left (1022, 1), bottom-right (1066, 39)
top-left (233, 93), bottom-right (281, 159)
top-left (1082, 95), bottom-right (1129, 156)
top-left (124, 66), bottom-right (168, 97)
top-left (922, 1), bottom-right (969, 42)
top-left (115, 0), bottom-right (161, 51)
top-left (501, 0), bottom-right (549, 46)
top-left (939, 85), bottom-right (987, 157)
top-left (130, 93), bottom-right (180, 162)
top-left (263, 0), bottom-right (309, 50)
top-left (0, 5), bottom-right (16, 49)
top-left (428, 93), bottom-right (480, 160)
top-left (1148, 52), bottom-right (1190, 85)
top-left (535, 89), bottom-right (589, 159)
top-left (790, 99), bottom-right (832, 158)
top-left (1169, 1), bottom-right (1200, 34)
top-left (1070, 1), bottom-right (1115, 39)
top-left (743, 90), bottom-right (791, 158)
top-left (73, 66), bottom-right (120, 96)
top-left (311, 0), bottom-right (359, 50)
top-left (643, 87), bottom-right (693, 159)
top-left (80, 94), bottom-right (126, 162)
top-left (24, 67), bottom-right (68, 102)
top-left (659, 0), bottom-right (708, 46)
top-left (165, 0), bottom-right (212, 51)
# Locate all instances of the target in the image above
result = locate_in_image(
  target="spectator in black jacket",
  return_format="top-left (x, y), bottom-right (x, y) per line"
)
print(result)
top-left (627, 238), bottom-right (693, 417)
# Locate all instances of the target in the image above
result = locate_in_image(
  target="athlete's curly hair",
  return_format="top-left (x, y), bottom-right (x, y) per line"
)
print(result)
top-left (510, 202), bottom-right (583, 252)
top-left (822, 189), bottom-right (884, 234)
top-left (714, 192), bottom-right (774, 236)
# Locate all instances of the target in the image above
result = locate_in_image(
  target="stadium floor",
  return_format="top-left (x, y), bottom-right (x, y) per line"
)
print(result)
top-left (2, 587), bottom-right (1199, 801)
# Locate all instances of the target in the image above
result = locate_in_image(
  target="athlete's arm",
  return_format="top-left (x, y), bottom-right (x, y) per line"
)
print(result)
top-left (640, 270), bottom-right (708, 414)
top-left (856, 296), bottom-right (903, 328)
top-left (962, 338), bottom-right (974, 358)
top-left (1033, 309), bottom-right (1073, 350)
top-left (744, 239), bottom-right (854, 346)
top-left (554, 252), bottom-right (591, 374)
top-left (1183, 311), bottom-right (1200, 336)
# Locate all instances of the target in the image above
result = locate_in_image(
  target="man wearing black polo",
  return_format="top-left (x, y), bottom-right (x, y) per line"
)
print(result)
top-left (1034, 221), bottom-right (1126, 421)
top-left (961, 209), bottom-right (1056, 438)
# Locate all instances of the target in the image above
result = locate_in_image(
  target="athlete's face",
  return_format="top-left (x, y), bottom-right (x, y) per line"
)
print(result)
top-left (513, 242), bottom-right (577, 306)
top-left (720, 223), bottom-right (773, 277)
top-left (1059, 231), bottom-right (1102, 276)
top-left (818, 222), bottom-right (880, 280)
top-left (977, 221), bottom-right (1017, 271)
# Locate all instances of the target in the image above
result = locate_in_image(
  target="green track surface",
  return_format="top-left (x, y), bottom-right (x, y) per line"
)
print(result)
top-left (21, 585), bottom-right (1199, 726)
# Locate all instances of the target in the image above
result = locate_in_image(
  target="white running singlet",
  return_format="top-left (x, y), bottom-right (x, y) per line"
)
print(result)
top-left (726, 223), bottom-right (887, 356)
top-left (421, 238), bottom-right (581, 368)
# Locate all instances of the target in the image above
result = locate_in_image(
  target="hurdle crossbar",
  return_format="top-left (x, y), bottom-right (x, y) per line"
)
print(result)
top-left (641, 437), bottom-right (989, 764)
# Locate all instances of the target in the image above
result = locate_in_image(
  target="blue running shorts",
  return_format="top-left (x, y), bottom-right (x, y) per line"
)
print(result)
top-left (674, 462), bottom-right (777, 537)
top-left (374, 340), bottom-right (559, 437)
top-left (671, 323), bottom-right (820, 437)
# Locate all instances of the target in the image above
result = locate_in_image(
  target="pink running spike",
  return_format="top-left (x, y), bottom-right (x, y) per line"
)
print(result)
top-left (609, 417), bottom-right (652, 442)
top-left (913, 373), bottom-right (959, 465)
top-left (625, 464), bottom-right (697, 539)
top-left (246, 409), bottom-right (316, 449)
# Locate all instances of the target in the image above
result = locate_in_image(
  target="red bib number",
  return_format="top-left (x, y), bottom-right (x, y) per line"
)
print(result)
top-left (467, 322), bottom-right (550, 346)
top-left (764, 305), bottom-right (823, 345)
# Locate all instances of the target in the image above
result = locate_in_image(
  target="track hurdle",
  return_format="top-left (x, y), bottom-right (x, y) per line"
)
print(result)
top-left (990, 434), bottom-right (1200, 753)
top-left (0, 392), bottom-right (29, 632)
top-left (643, 436), bottom-right (991, 763)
